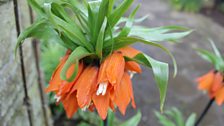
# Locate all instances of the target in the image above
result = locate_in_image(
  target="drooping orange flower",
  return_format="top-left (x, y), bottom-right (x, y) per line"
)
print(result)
top-left (197, 70), bottom-right (224, 105)
top-left (46, 46), bottom-right (142, 119)
top-left (93, 47), bottom-right (141, 119)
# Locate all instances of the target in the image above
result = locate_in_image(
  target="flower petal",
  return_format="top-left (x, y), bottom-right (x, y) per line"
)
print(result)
top-left (114, 72), bottom-right (131, 115)
top-left (59, 62), bottom-right (84, 95)
top-left (106, 52), bottom-right (125, 85)
top-left (125, 61), bottom-right (142, 73)
top-left (98, 56), bottom-right (111, 84)
top-left (197, 71), bottom-right (214, 91)
top-left (118, 46), bottom-right (140, 58)
top-left (72, 66), bottom-right (98, 108)
top-left (211, 72), bottom-right (223, 93)
top-left (92, 92), bottom-right (110, 120)
top-left (126, 73), bottom-right (136, 108)
top-left (61, 93), bottom-right (79, 118)
top-left (215, 87), bottom-right (224, 106)
top-left (45, 54), bottom-right (70, 92)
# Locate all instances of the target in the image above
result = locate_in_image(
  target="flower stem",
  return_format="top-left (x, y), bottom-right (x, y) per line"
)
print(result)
top-left (195, 98), bottom-right (215, 126)
top-left (103, 117), bottom-right (108, 126)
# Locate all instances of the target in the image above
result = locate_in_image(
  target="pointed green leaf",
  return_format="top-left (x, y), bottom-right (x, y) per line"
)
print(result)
top-left (172, 108), bottom-right (185, 126)
top-left (118, 4), bottom-right (140, 37)
top-left (43, 3), bottom-right (94, 52)
top-left (96, 18), bottom-right (107, 59)
top-left (117, 15), bottom-right (148, 25)
top-left (108, 0), bottom-right (134, 27)
top-left (15, 18), bottom-right (46, 56)
top-left (97, 0), bottom-right (109, 31)
top-left (130, 25), bottom-right (192, 42)
top-left (196, 48), bottom-right (224, 71)
top-left (128, 53), bottom-right (169, 111)
top-left (107, 22), bottom-right (115, 57)
top-left (120, 111), bottom-right (141, 126)
top-left (185, 113), bottom-right (197, 126)
top-left (209, 39), bottom-right (223, 61)
top-left (27, 0), bottom-right (45, 16)
top-left (155, 111), bottom-right (176, 126)
top-left (87, 2), bottom-right (99, 44)
top-left (108, 0), bottom-right (115, 15)
top-left (15, 18), bottom-right (69, 55)
top-left (60, 46), bottom-right (94, 82)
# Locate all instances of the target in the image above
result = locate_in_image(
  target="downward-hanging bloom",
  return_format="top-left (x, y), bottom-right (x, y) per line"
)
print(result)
top-left (45, 47), bottom-right (142, 119)
top-left (197, 70), bottom-right (224, 105)
top-left (45, 50), bottom-right (84, 118)
top-left (196, 41), bottom-right (224, 106)
top-left (93, 47), bottom-right (141, 119)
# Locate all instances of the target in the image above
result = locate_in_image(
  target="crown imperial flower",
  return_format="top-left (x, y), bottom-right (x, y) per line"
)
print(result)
top-left (16, 0), bottom-right (190, 119)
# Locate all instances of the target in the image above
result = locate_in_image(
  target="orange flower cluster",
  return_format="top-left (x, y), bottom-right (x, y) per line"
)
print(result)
top-left (197, 70), bottom-right (224, 105)
top-left (45, 47), bottom-right (142, 119)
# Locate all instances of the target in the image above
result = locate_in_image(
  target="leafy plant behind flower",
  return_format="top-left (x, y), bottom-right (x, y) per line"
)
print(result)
top-left (155, 107), bottom-right (197, 126)
top-left (195, 40), bottom-right (224, 106)
top-left (196, 40), bottom-right (224, 72)
top-left (16, 0), bottom-right (191, 113)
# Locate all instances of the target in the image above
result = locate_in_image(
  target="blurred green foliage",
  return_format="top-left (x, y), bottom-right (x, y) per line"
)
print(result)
top-left (40, 42), bottom-right (66, 116)
top-left (170, 0), bottom-right (203, 12)
top-left (218, 3), bottom-right (224, 12)
top-left (155, 107), bottom-right (196, 126)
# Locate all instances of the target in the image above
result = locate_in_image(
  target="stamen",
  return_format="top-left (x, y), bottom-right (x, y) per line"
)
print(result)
top-left (81, 102), bottom-right (92, 111)
top-left (54, 95), bottom-right (61, 102)
top-left (96, 82), bottom-right (108, 96)
top-left (96, 84), bottom-right (104, 95)
top-left (102, 84), bottom-right (108, 96)
top-left (81, 106), bottom-right (88, 111)
top-left (129, 71), bottom-right (136, 79)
